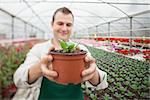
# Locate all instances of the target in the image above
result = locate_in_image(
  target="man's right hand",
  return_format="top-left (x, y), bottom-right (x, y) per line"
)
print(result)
top-left (40, 54), bottom-right (58, 81)
top-left (28, 46), bottom-right (58, 84)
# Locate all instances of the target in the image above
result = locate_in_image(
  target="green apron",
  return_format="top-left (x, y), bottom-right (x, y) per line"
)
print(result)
top-left (38, 77), bottom-right (84, 100)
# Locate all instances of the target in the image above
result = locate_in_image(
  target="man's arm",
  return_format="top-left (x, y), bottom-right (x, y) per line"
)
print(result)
top-left (82, 55), bottom-right (100, 85)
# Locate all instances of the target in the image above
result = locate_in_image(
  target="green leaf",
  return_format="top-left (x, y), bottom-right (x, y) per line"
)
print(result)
top-left (125, 91), bottom-right (134, 97)
top-left (109, 87), bottom-right (115, 93)
top-left (114, 92), bottom-right (123, 98)
top-left (59, 39), bottom-right (68, 50)
top-left (59, 40), bottom-right (77, 53)
top-left (108, 78), bottom-right (114, 83)
top-left (119, 87), bottom-right (127, 93)
top-left (89, 94), bottom-right (97, 100)
top-left (130, 84), bottom-right (139, 90)
top-left (140, 92), bottom-right (147, 97)
top-left (103, 94), bottom-right (109, 100)
top-left (67, 42), bottom-right (75, 52)
top-left (81, 84), bottom-right (86, 89)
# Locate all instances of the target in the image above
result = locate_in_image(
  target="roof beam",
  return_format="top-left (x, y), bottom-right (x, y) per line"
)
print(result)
top-left (1, 1), bottom-right (150, 5)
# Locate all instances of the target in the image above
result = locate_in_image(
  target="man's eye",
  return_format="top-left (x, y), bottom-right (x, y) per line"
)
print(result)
top-left (57, 22), bottom-right (63, 26)
top-left (67, 23), bottom-right (72, 27)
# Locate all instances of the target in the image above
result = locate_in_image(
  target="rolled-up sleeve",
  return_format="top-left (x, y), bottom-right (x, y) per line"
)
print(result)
top-left (13, 45), bottom-right (43, 88)
top-left (78, 44), bottom-right (108, 89)
top-left (85, 67), bottom-right (108, 89)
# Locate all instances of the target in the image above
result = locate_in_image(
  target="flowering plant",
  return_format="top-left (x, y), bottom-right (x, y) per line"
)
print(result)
top-left (0, 44), bottom-right (30, 98)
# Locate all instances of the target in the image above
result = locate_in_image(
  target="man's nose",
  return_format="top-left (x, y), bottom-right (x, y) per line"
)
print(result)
top-left (62, 25), bottom-right (67, 31)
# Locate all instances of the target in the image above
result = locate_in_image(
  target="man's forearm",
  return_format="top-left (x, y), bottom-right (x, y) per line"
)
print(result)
top-left (89, 70), bottom-right (100, 86)
top-left (28, 63), bottom-right (42, 84)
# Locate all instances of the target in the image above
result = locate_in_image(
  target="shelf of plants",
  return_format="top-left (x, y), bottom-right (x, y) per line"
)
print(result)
top-left (73, 38), bottom-right (150, 62)
top-left (95, 37), bottom-right (150, 62)
top-left (84, 46), bottom-right (149, 99)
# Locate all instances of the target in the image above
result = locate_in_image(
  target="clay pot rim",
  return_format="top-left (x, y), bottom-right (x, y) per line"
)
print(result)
top-left (49, 50), bottom-right (87, 56)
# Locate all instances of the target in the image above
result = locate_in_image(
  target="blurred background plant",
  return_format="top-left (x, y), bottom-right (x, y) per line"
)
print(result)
top-left (0, 43), bottom-right (30, 99)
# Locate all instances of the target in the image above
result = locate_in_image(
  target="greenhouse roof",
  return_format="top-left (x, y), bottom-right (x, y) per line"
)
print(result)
top-left (0, 0), bottom-right (150, 34)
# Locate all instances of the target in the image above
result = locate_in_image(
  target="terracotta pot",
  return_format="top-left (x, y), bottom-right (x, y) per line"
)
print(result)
top-left (49, 50), bottom-right (87, 84)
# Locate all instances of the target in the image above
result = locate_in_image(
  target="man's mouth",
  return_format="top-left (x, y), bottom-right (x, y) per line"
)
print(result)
top-left (60, 32), bottom-right (67, 35)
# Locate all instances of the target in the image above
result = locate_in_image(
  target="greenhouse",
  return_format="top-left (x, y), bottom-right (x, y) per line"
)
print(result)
top-left (0, 0), bottom-right (150, 100)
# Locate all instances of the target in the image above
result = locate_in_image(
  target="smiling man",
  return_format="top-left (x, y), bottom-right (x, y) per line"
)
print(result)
top-left (13, 7), bottom-right (108, 100)
top-left (52, 8), bottom-right (73, 41)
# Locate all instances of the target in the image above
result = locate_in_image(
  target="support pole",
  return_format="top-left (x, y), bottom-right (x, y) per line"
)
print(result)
top-left (11, 16), bottom-right (14, 39)
top-left (130, 17), bottom-right (133, 48)
top-left (108, 22), bottom-right (110, 43)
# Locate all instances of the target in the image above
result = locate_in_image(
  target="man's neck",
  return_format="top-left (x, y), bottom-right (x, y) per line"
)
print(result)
top-left (51, 38), bottom-right (61, 50)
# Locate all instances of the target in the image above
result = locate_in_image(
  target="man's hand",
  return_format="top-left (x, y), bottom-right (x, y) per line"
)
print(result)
top-left (81, 55), bottom-right (100, 85)
top-left (28, 46), bottom-right (58, 84)
top-left (40, 55), bottom-right (58, 81)
top-left (40, 46), bottom-right (58, 81)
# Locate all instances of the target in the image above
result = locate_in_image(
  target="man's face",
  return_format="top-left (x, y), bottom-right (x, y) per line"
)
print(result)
top-left (52, 12), bottom-right (73, 41)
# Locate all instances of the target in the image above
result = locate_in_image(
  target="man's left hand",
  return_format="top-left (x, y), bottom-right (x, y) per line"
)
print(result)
top-left (81, 55), bottom-right (100, 85)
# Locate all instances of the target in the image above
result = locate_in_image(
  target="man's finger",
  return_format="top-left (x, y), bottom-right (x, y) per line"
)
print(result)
top-left (82, 63), bottom-right (96, 76)
top-left (41, 64), bottom-right (58, 77)
top-left (41, 55), bottom-right (53, 65)
top-left (47, 55), bottom-right (53, 62)
top-left (85, 55), bottom-right (96, 63)
top-left (82, 72), bottom-right (95, 82)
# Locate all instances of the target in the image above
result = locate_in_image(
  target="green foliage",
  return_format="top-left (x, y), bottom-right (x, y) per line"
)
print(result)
top-left (0, 44), bottom-right (30, 87)
top-left (125, 91), bottom-right (134, 97)
top-left (59, 39), bottom-right (78, 53)
top-left (84, 46), bottom-right (150, 99)
top-left (103, 93), bottom-right (113, 100)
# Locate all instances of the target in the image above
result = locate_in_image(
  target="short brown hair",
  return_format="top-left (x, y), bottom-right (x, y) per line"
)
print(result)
top-left (52, 7), bottom-right (74, 24)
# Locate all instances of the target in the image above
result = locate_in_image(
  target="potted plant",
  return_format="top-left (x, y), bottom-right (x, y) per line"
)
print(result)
top-left (49, 40), bottom-right (87, 84)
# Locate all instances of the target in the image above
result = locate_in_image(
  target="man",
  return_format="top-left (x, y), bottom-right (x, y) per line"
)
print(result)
top-left (13, 7), bottom-right (108, 100)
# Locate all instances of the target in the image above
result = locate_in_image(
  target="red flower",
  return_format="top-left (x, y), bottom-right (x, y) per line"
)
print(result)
top-left (15, 47), bottom-right (23, 52)
top-left (143, 39), bottom-right (150, 44)
top-left (134, 39), bottom-right (142, 43)
top-left (2, 83), bottom-right (17, 98)
top-left (14, 59), bottom-right (19, 64)
top-left (143, 55), bottom-right (150, 61)
top-left (142, 50), bottom-right (150, 55)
